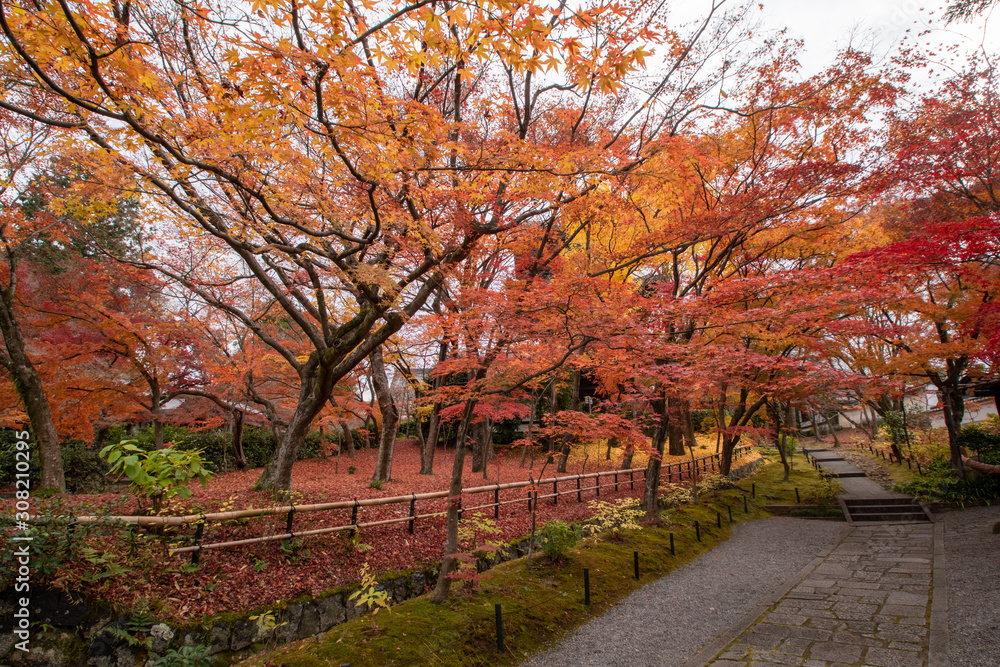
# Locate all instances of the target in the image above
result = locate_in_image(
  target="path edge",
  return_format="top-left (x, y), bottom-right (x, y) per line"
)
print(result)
top-left (928, 519), bottom-right (949, 667)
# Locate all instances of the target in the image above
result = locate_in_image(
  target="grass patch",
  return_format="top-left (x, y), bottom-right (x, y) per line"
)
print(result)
top-left (861, 449), bottom-right (924, 487)
top-left (238, 460), bottom-right (830, 667)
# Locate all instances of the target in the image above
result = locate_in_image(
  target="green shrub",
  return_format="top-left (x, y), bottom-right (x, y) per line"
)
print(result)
top-left (492, 417), bottom-right (522, 446)
top-left (100, 440), bottom-right (212, 514)
top-left (538, 520), bottom-right (578, 561)
top-left (892, 458), bottom-right (1000, 504)
top-left (957, 418), bottom-right (1000, 464)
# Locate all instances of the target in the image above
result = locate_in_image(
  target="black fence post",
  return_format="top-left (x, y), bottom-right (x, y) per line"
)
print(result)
top-left (630, 470), bottom-right (634, 490)
top-left (744, 495), bottom-right (749, 513)
top-left (494, 487), bottom-right (500, 520)
top-left (694, 521), bottom-right (701, 542)
top-left (350, 499), bottom-right (359, 537)
top-left (728, 505), bottom-right (733, 524)
top-left (191, 520), bottom-right (205, 564)
top-left (409, 494), bottom-right (416, 534)
top-left (577, 476), bottom-right (582, 502)
top-left (795, 488), bottom-right (800, 504)
top-left (553, 480), bottom-right (558, 505)
top-left (752, 483), bottom-right (756, 499)
top-left (527, 490), bottom-right (533, 512)
top-left (615, 472), bottom-right (619, 491)
top-left (495, 603), bottom-right (504, 653)
top-left (584, 567), bottom-right (591, 605)
top-left (285, 504), bottom-right (296, 538)
top-left (716, 511), bottom-right (722, 529)
top-left (633, 550), bottom-right (639, 579)
top-left (669, 532), bottom-right (675, 555)
top-left (595, 476), bottom-right (600, 497)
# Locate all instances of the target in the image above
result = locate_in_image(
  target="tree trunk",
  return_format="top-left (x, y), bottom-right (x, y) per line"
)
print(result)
top-left (420, 342), bottom-right (448, 475)
top-left (339, 420), bottom-right (355, 457)
top-left (232, 409), bottom-right (247, 468)
top-left (370, 346), bottom-right (399, 483)
top-left (150, 380), bottom-right (164, 449)
top-left (0, 294), bottom-right (65, 492)
top-left (770, 402), bottom-right (790, 481)
top-left (941, 384), bottom-right (966, 474)
top-left (546, 375), bottom-right (558, 462)
top-left (664, 395), bottom-right (683, 455)
top-left (431, 400), bottom-right (476, 604)
top-left (472, 420), bottom-right (488, 473)
top-left (605, 435), bottom-right (617, 460)
top-left (255, 360), bottom-right (337, 492)
top-left (483, 418), bottom-right (494, 479)
top-left (643, 396), bottom-right (668, 521)
top-left (681, 399), bottom-right (697, 453)
top-left (556, 370), bottom-right (581, 473)
top-left (520, 403), bottom-right (536, 467)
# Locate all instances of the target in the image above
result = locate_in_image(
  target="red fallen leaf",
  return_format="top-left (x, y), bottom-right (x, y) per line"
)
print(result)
top-left (14, 445), bottom-right (714, 622)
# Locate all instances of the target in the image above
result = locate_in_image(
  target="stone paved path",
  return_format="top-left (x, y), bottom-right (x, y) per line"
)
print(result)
top-left (698, 523), bottom-right (938, 667)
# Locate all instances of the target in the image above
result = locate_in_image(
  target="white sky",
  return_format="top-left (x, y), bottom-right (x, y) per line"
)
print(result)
top-left (756, 0), bottom-right (997, 80)
top-left (668, 1), bottom-right (998, 88)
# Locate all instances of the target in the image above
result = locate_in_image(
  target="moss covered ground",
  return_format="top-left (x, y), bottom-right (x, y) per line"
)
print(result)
top-left (238, 458), bottom-right (836, 667)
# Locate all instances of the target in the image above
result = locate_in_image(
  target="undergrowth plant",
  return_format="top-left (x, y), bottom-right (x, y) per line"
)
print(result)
top-left (584, 499), bottom-right (643, 540)
top-left (538, 519), bottom-right (579, 560)
top-left (348, 562), bottom-right (391, 631)
top-left (892, 458), bottom-right (1000, 504)
top-left (452, 514), bottom-right (505, 591)
top-left (100, 440), bottom-right (212, 515)
top-left (151, 644), bottom-right (212, 667)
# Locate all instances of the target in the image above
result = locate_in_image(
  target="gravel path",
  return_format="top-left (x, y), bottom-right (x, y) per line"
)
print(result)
top-left (522, 518), bottom-right (851, 667)
top-left (941, 505), bottom-right (1000, 667)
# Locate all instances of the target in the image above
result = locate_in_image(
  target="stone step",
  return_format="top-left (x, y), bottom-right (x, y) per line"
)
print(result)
top-left (851, 514), bottom-right (929, 522)
top-left (843, 498), bottom-right (919, 506)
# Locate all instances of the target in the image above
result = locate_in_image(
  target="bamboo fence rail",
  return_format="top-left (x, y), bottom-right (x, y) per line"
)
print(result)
top-left (4, 445), bottom-right (754, 562)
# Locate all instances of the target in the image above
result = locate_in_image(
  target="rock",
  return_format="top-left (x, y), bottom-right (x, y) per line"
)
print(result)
top-left (149, 623), bottom-right (174, 653)
top-left (114, 645), bottom-right (133, 667)
top-left (89, 632), bottom-right (114, 660)
top-left (318, 594), bottom-right (346, 631)
top-left (345, 592), bottom-right (363, 621)
top-left (393, 577), bottom-right (408, 603)
top-left (0, 632), bottom-right (14, 661)
top-left (410, 572), bottom-right (426, 596)
top-left (84, 615), bottom-right (113, 640)
top-left (208, 623), bottom-right (231, 655)
top-left (252, 616), bottom-right (273, 644)
top-left (230, 619), bottom-right (256, 651)
top-left (296, 604), bottom-right (321, 640)
top-left (275, 604), bottom-right (302, 643)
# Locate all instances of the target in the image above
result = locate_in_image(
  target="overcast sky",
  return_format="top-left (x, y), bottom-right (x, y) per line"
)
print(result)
top-left (665, 1), bottom-right (998, 88)
top-left (754, 0), bottom-right (998, 78)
